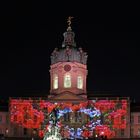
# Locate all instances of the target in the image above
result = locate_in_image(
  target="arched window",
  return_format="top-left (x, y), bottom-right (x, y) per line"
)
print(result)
top-left (64, 73), bottom-right (71, 88)
top-left (77, 76), bottom-right (83, 89)
top-left (53, 74), bottom-right (58, 89)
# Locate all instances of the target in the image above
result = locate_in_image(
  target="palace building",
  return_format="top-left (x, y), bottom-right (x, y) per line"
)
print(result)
top-left (0, 18), bottom-right (140, 139)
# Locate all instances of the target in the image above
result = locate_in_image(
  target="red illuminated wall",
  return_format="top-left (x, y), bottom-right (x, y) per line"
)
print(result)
top-left (10, 99), bottom-right (128, 138)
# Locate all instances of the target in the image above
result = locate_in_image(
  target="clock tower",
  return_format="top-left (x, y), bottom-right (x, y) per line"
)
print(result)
top-left (49, 17), bottom-right (88, 101)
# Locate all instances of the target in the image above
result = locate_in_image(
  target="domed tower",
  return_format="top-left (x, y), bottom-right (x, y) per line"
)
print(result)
top-left (49, 17), bottom-right (88, 101)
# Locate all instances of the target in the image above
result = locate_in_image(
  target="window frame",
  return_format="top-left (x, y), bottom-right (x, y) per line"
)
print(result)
top-left (53, 74), bottom-right (58, 89)
top-left (0, 115), bottom-right (2, 123)
top-left (121, 129), bottom-right (125, 136)
top-left (64, 73), bottom-right (71, 88)
top-left (131, 115), bottom-right (134, 124)
top-left (77, 75), bottom-right (83, 89)
top-left (138, 115), bottom-right (140, 123)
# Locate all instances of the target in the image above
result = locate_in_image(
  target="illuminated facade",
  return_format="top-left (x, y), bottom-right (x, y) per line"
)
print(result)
top-left (130, 103), bottom-right (140, 138)
top-left (0, 18), bottom-right (137, 139)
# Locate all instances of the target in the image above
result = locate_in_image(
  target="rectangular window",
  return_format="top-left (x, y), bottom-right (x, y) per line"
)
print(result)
top-left (0, 116), bottom-right (2, 122)
top-left (23, 128), bottom-right (27, 135)
top-left (77, 76), bottom-right (83, 89)
top-left (6, 115), bottom-right (9, 124)
top-left (138, 116), bottom-right (140, 123)
top-left (13, 127), bottom-right (17, 135)
top-left (67, 113), bottom-right (70, 122)
top-left (64, 113), bottom-right (69, 122)
top-left (131, 115), bottom-right (134, 124)
top-left (138, 128), bottom-right (140, 137)
top-left (131, 128), bottom-right (134, 137)
top-left (64, 74), bottom-right (71, 88)
top-left (75, 112), bottom-right (78, 122)
top-left (53, 75), bottom-right (58, 89)
top-left (121, 129), bottom-right (125, 136)
top-left (78, 112), bottom-right (82, 122)
top-left (64, 114), bottom-right (67, 122)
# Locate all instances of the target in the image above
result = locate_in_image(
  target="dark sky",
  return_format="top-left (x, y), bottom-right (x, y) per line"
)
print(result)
top-left (0, 2), bottom-right (140, 101)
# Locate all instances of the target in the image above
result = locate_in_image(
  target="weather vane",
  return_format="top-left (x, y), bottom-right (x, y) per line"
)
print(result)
top-left (67, 16), bottom-right (74, 29)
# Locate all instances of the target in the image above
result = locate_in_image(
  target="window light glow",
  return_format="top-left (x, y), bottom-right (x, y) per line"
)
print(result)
top-left (64, 74), bottom-right (71, 88)
top-left (77, 76), bottom-right (83, 89)
top-left (53, 74), bottom-right (58, 89)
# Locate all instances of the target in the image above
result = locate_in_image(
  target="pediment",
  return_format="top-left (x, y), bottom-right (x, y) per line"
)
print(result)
top-left (49, 92), bottom-right (86, 101)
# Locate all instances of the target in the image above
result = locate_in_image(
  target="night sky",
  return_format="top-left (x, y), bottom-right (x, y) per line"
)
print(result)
top-left (0, 2), bottom-right (140, 101)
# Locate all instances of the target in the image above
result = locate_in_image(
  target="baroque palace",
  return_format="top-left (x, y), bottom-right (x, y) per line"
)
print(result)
top-left (0, 18), bottom-right (140, 139)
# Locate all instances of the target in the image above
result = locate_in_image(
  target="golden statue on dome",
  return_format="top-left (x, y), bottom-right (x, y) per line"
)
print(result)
top-left (67, 16), bottom-right (74, 31)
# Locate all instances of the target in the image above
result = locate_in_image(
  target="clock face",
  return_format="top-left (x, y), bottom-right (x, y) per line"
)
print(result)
top-left (64, 64), bottom-right (71, 72)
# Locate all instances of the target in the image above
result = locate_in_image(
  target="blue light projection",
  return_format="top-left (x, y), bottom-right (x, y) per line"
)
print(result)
top-left (54, 106), bottom-right (102, 139)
